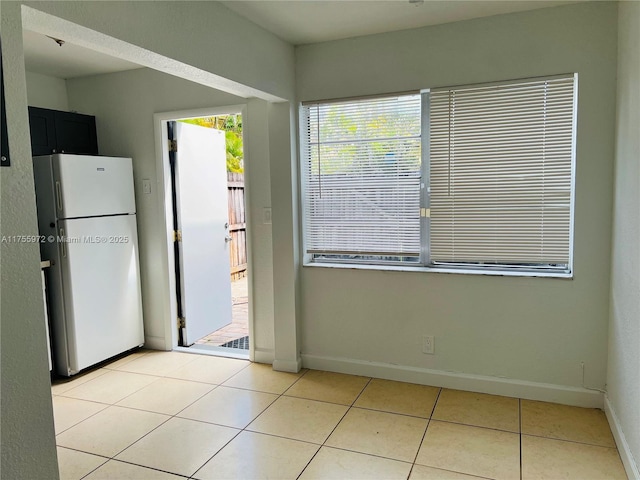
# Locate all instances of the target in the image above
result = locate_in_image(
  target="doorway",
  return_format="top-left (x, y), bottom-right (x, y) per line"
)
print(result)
top-left (162, 109), bottom-right (250, 359)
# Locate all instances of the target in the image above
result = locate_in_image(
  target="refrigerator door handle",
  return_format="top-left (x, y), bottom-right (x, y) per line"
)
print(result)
top-left (59, 228), bottom-right (66, 257)
top-left (55, 181), bottom-right (63, 212)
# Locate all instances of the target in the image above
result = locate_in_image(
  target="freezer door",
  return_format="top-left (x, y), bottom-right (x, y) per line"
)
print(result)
top-left (54, 154), bottom-right (136, 218)
top-left (59, 214), bottom-right (143, 373)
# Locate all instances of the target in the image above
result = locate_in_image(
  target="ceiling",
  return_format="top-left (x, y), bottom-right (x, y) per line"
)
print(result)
top-left (22, 29), bottom-right (142, 80)
top-left (222, 0), bottom-right (578, 45)
top-left (22, 1), bottom-right (579, 80)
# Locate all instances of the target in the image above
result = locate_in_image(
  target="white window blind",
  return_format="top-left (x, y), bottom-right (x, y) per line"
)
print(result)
top-left (428, 75), bottom-right (576, 272)
top-left (301, 94), bottom-right (422, 260)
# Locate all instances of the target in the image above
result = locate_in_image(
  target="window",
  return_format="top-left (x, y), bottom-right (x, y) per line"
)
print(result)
top-left (301, 95), bottom-right (422, 263)
top-left (301, 74), bottom-right (577, 276)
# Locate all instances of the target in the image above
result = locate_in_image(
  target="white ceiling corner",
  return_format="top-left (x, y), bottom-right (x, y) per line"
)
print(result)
top-left (222, 0), bottom-right (581, 45)
top-left (21, 1), bottom-right (583, 81)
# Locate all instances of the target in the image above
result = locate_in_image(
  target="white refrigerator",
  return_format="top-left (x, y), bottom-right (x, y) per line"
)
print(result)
top-left (33, 154), bottom-right (144, 376)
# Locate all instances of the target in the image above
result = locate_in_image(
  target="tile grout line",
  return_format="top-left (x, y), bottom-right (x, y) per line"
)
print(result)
top-left (58, 355), bottom-right (625, 479)
top-left (91, 353), bottom-right (253, 413)
top-left (57, 445), bottom-right (111, 463)
top-left (407, 387), bottom-right (443, 479)
top-left (56, 362), bottom-right (226, 432)
top-left (62, 361), bottom-right (391, 477)
top-left (283, 396), bottom-right (443, 421)
top-left (410, 388), bottom-right (523, 480)
top-left (62, 377), bottom-right (195, 480)
top-left (233, 392), bottom-right (618, 474)
top-left (57, 353), bottom-right (254, 478)
top-left (236, 429), bottom-right (322, 446)
top-left (76, 456), bottom-right (109, 480)
top-left (295, 375), bottom-right (374, 480)
top-left (52, 400), bottom-right (111, 436)
top-left (519, 398), bottom-right (523, 480)
top-left (411, 463), bottom-right (494, 480)
top-left (103, 364), bottom-right (261, 478)
top-left (109, 354), bottom-right (206, 379)
top-left (79, 457), bottom-right (191, 480)
top-left (57, 349), bottom-right (212, 400)
top-left (50, 369), bottom-right (111, 395)
top-left (314, 443), bottom-right (416, 462)
top-left (428, 388), bottom-right (442, 419)
top-left (190, 365), bottom-right (313, 479)
top-left (520, 432), bottom-right (621, 449)
top-left (58, 359), bottom-right (247, 410)
top-left (406, 424), bottom-right (428, 480)
top-left (425, 418), bottom-right (521, 435)
top-left (119, 381), bottom-right (220, 419)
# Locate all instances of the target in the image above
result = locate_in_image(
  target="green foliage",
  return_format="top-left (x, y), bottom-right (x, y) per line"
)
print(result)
top-left (309, 97), bottom-right (421, 176)
top-left (226, 130), bottom-right (243, 173)
top-left (179, 114), bottom-right (243, 172)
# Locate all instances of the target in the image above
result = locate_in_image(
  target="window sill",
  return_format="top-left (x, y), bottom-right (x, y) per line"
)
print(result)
top-left (303, 261), bottom-right (573, 279)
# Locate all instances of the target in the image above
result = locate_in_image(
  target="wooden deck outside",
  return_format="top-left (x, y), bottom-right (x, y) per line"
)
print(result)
top-left (194, 276), bottom-right (249, 347)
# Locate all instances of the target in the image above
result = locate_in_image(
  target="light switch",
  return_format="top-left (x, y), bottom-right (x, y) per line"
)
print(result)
top-left (142, 179), bottom-right (152, 194)
top-left (263, 207), bottom-right (272, 224)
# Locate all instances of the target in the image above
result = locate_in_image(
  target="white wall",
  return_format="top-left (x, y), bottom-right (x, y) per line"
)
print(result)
top-left (24, 0), bottom-right (295, 101)
top-left (25, 70), bottom-right (68, 110)
top-left (269, 101), bottom-right (302, 372)
top-left (26, 0), bottom-right (300, 366)
top-left (296, 2), bottom-right (618, 402)
top-left (1, 2), bottom-right (295, 478)
top-left (607, 1), bottom-right (640, 477)
top-left (0, 3), bottom-right (60, 479)
top-left (66, 68), bottom-right (276, 358)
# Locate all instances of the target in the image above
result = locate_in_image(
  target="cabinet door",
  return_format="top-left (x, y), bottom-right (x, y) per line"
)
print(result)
top-left (28, 107), bottom-right (57, 156)
top-left (54, 111), bottom-right (98, 155)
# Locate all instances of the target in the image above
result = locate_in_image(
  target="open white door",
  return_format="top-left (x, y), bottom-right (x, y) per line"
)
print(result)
top-left (172, 121), bottom-right (233, 346)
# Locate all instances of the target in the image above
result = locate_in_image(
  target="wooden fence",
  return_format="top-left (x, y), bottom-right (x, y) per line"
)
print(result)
top-left (227, 172), bottom-right (247, 281)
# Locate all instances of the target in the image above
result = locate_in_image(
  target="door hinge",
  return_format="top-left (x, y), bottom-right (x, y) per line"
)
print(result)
top-left (168, 139), bottom-right (178, 153)
top-left (173, 230), bottom-right (182, 242)
top-left (178, 317), bottom-right (186, 328)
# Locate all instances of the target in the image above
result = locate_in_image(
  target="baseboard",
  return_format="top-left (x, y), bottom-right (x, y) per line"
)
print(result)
top-left (301, 354), bottom-right (603, 408)
top-left (144, 336), bottom-right (169, 351)
top-left (253, 348), bottom-right (274, 365)
top-left (605, 396), bottom-right (640, 480)
top-left (273, 356), bottom-right (303, 373)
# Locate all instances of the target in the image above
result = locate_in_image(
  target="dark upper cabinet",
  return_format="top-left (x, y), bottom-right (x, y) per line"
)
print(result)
top-left (28, 107), bottom-right (98, 156)
top-left (28, 107), bottom-right (56, 156)
top-left (54, 110), bottom-right (99, 155)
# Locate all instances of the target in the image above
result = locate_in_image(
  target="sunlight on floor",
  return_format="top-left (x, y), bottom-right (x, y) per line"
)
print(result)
top-left (51, 350), bottom-right (626, 480)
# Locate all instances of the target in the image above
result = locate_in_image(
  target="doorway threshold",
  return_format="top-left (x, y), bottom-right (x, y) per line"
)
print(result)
top-left (174, 345), bottom-right (249, 360)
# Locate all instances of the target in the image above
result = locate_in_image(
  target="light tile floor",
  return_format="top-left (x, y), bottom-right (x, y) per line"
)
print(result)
top-left (52, 350), bottom-right (628, 480)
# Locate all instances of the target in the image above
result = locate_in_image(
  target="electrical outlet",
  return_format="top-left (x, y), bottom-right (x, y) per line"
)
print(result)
top-left (422, 335), bottom-right (434, 354)
top-left (142, 179), bottom-right (152, 194)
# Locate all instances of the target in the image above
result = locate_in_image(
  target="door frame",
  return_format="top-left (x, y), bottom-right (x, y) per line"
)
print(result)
top-left (153, 105), bottom-right (254, 360)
